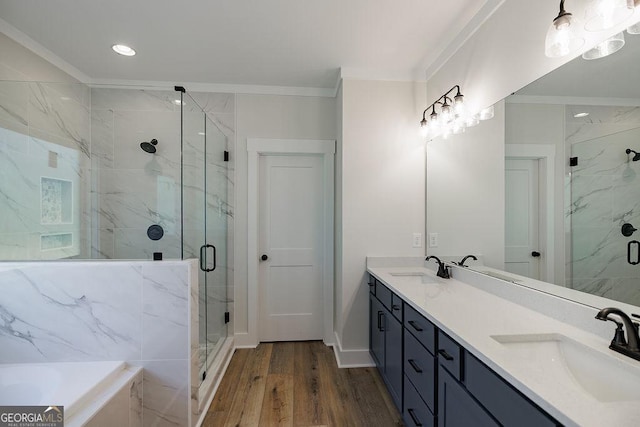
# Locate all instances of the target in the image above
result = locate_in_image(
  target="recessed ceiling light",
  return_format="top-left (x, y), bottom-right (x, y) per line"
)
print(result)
top-left (198, 132), bottom-right (205, 136)
top-left (173, 99), bottom-right (185, 106)
top-left (574, 112), bottom-right (590, 118)
top-left (112, 44), bottom-right (136, 56)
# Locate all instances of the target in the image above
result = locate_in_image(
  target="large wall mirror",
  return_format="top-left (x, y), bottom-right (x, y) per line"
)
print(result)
top-left (427, 27), bottom-right (640, 309)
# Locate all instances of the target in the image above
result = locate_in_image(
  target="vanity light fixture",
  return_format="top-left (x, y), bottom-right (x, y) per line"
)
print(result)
top-left (584, 0), bottom-right (634, 32)
top-left (545, 0), bottom-right (585, 58)
top-left (582, 31), bottom-right (626, 59)
top-left (479, 105), bottom-right (495, 121)
top-left (111, 44), bottom-right (136, 56)
top-left (419, 85), bottom-right (467, 139)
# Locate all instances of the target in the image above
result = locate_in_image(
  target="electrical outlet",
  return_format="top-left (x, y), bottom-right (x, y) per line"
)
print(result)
top-left (412, 233), bottom-right (422, 248)
top-left (429, 232), bottom-right (438, 248)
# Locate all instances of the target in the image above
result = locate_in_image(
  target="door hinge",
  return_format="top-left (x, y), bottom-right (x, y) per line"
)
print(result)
top-left (570, 157), bottom-right (578, 166)
top-left (224, 151), bottom-right (229, 162)
top-left (224, 311), bottom-right (230, 324)
top-left (174, 85), bottom-right (186, 93)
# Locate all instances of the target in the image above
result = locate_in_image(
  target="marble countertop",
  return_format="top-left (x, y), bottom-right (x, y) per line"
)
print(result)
top-left (367, 263), bottom-right (640, 427)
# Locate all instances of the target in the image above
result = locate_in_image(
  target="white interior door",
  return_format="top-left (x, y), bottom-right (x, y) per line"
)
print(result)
top-left (258, 154), bottom-right (324, 341)
top-left (505, 159), bottom-right (541, 279)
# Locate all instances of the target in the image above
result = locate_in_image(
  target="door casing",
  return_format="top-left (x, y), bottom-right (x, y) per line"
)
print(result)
top-left (245, 138), bottom-right (335, 347)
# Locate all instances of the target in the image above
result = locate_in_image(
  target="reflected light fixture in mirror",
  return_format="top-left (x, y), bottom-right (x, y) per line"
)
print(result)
top-left (582, 31), bottom-right (626, 58)
top-left (419, 85), bottom-right (468, 139)
top-left (545, 0), bottom-right (585, 58)
top-left (584, 0), bottom-right (634, 32)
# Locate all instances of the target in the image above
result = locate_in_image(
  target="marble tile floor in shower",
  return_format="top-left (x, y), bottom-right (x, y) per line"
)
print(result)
top-left (202, 341), bottom-right (403, 426)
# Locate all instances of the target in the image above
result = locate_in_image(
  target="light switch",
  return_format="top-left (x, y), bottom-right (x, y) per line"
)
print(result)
top-left (412, 233), bottom-right (422, 248)
top-left (429, 232), bottom-right (438, 248)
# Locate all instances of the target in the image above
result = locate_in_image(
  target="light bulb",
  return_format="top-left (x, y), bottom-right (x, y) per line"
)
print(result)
top-left (466, 114), bottom-right (480, 127)
top-left (479, 105), bottom-right (495, 121)
top-left (452, 119), bottom-right (466, 135)
top-left (545, 9), bottom-right (584, 57)
top-left (440, 103), bottom-right (452, 124)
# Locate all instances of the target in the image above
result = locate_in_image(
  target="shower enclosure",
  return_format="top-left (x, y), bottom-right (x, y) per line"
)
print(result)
top-left (0, 80), bottom-right (232, 385)
top-left (567, 105), bottom-right (640, 307)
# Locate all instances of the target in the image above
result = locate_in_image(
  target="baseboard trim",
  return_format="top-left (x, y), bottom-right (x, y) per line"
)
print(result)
top-left (233, 332), bottom-right (258, 348)
top-left (332, 331), bottom-right (375, 368)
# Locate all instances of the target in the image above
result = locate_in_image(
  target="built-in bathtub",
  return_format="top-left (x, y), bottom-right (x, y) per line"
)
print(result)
top-left (0, 361), bottom-right (142, 426)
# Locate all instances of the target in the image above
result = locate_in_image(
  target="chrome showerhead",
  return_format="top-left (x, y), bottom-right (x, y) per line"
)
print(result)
top-left (140, 139), bottom-right (158, 154)
top-left (626, 148), bottom-right (640, 162)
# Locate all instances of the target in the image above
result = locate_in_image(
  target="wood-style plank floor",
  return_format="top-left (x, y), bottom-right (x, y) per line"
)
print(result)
top-left (202, 341), bottom-right (404, 427)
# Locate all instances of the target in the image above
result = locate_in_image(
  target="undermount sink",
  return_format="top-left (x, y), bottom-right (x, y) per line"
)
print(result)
top-left (388, 272), bottom-right (436, 284)
top-left (491, 333), bottom-right (640, 402)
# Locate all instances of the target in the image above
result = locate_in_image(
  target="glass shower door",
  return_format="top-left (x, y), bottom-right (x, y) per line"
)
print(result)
top-left (203, 114), bottom-right (229, 374)
top-left (569, 125), bottom-right (640, 306)
top-left (182, 93), bottom-right (228, 384)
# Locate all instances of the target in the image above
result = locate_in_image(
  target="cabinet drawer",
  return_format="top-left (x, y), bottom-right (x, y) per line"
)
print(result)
top-left (404, 303), bottom-right (436, 354)
top-left (465, 353), bottom-right (557, 427)
top-left (438, 331), bottom-right (462, 381)
top-left (375, 280), bottom-right (393, 311)
top-left (404, 329), bottom-right (436, 412)
top-left (404, 376), bottom-right (435, 427)
top-left (391, 293), bottom-right (403, 321)
top-left (368, 275), bottom-right (376, 294)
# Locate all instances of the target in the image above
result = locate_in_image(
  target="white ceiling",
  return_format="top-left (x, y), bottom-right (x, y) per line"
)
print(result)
top-left (0, 0), bottom-right (490, 90)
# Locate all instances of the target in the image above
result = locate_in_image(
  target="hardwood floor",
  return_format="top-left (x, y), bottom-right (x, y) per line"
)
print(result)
top-left (202, 341), bottom-right (404, 427)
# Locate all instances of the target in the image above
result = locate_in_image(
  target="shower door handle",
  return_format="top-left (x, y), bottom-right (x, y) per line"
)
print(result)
top-left (199, 244), bottom-right (217, 272)
top-left (628, 241), bottom-right (640, 265)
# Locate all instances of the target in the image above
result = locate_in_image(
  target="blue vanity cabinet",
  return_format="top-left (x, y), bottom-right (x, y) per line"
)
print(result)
top-left (368, 274), bottom-right (561, 426)
top-left (438, 366), bottom-right (499, 427)
top-left (369, 278), bottom-right (403, 410)
top-left (369, 292), bottom-right (385, 367)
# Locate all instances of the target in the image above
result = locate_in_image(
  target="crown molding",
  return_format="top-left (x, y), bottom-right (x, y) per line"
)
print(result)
top-left (507, 95), bottom-right (640, 107)
top-left (0, 17), bottom-right (91, 83)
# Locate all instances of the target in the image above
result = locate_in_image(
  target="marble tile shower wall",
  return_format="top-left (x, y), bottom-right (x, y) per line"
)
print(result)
top-left (0, 81), bottom-right (91, 259)
top-left (90, 88), bottom-right (183, 260)
top-left (566, 106), bottom-right (640, 306)
top-left (0, 260), bottom-right (199, 427)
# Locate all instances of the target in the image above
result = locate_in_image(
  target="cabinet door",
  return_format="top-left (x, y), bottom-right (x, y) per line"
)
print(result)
top-left (385, 313), bottom-right (403, 409)
top-left (369, 294), bottom-right (385, 368)
top-left (438, 366), bottom-right (498, 427)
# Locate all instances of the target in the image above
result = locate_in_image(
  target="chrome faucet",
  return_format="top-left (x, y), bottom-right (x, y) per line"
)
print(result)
top-left (455, 254), bottom-right (478, 267)
top-left (425, 256), bottom-right (450, 279)
top-left (595, 307), bottom-right (640, 361)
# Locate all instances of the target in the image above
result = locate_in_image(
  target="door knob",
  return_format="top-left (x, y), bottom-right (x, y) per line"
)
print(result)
top-left (261, 254), bottom-right (268, 261)
top-left (531, 251), bottom-right (541, 257)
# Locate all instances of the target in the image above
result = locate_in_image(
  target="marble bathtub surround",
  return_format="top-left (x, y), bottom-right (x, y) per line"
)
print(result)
top-left (0, 260), bottom-right (199, 427)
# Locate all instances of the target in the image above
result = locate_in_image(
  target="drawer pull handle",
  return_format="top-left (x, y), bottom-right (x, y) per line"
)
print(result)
top-left (392, 304), bottom-right (400, 311)
top-left (408, 359), bottom-right (423, 373)
top-left (368, 281), bottom-right (374, 287)
top-left (408, 320), bottom-right (423, 332)
top-left (438, 349), bottom-right (454, 361)
top-left (377, 311), bottom-right (385, 332)
top-left (408, 408), bottom-right (422, 426)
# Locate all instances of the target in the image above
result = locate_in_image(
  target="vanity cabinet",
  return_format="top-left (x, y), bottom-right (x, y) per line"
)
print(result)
top-left (369, 278), bottom-right (403, 409)
top-left (368, 274), bottom-right (560, 427)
